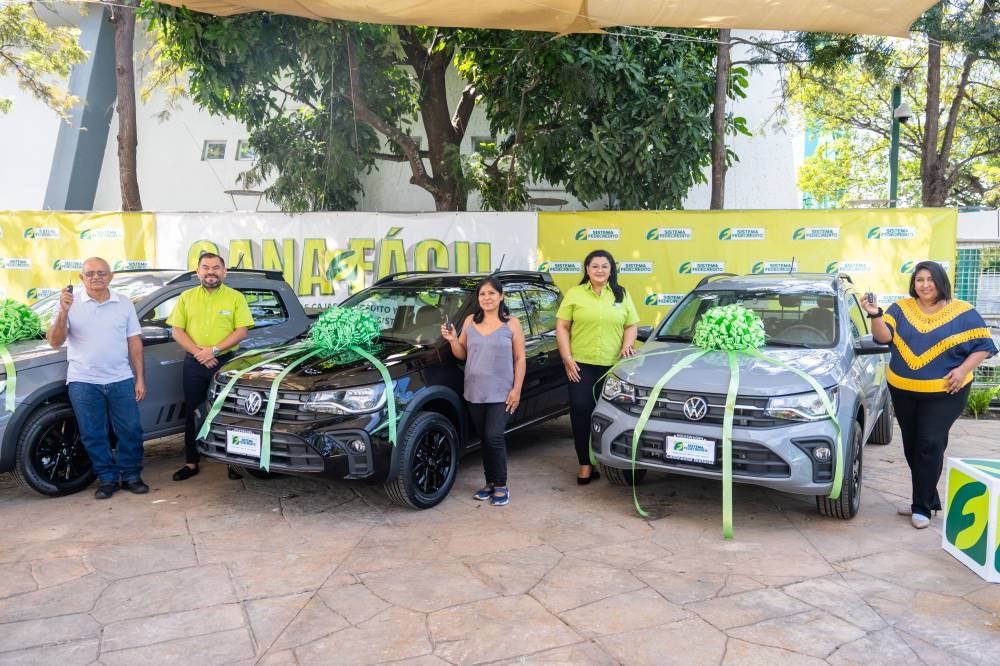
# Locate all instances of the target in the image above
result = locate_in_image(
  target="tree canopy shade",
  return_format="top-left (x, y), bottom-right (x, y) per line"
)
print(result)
top-left (144, 0), bottom-right (937, 38)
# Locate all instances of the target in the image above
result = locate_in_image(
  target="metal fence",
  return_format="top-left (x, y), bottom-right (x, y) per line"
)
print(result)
top-left (956, 242), bottom-right (1000, 391)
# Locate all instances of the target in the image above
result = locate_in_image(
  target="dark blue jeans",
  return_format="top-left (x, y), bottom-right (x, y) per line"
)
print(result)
top-left (68, 379), bottom-right (144, 483)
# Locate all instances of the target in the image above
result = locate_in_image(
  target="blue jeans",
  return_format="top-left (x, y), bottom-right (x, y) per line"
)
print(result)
top-left (68, 379), bottom-right (144, 483)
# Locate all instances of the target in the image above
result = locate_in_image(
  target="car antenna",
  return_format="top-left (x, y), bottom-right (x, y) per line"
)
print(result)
top-left (492, 254), bottom-right (506, 273)
top-left (789, 256), bottom-right (796, 273)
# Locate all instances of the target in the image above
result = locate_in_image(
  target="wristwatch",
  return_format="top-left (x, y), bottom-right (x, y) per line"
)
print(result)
top-left (212, 346), bottom-right (220, 356)
top-left (866, 307), bottom-right (884, 319)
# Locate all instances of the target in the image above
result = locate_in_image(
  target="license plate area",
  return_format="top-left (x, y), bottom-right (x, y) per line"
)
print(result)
top-left (226, 428), bottom-right (261, 459)
top-left (665, 434), bottom-right (716, 464)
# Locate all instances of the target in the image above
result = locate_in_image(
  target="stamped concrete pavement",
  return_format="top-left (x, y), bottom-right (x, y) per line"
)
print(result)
top-left (1, 416), bottom-right (999, 665)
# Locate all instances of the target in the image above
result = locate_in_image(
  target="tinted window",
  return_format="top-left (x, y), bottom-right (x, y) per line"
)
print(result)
top-left (141, 293), bottom-right (179, 326)
top-left (524, 287), bottom-right (561, 335)
top-left (340, 286), bottom-right (468, 343)
top-left (242, 289), bottom-right (288, 328)
top-left (504, 291), bottom-right (532, 338)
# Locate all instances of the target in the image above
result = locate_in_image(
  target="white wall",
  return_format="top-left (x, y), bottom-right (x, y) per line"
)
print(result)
top-left (0, 77), bottom-right (63, 210)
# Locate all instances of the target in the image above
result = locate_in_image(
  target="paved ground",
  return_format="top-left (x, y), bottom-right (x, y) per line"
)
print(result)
top-left (1, 415), bottom-right (999, 665)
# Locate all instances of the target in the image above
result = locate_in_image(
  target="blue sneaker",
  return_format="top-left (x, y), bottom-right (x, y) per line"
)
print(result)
top-left (473, 486), bottom-right (493, 501)
top-left (490, 487), bottom-right (509, 506)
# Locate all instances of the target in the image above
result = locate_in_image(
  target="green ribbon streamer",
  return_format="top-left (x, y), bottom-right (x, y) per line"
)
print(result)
top-left (0, 299), bottom-right (44, 414)
top-left (723, 352), bottom-right (738, 538)
top-left (1, 346), bottom-right (16, 414)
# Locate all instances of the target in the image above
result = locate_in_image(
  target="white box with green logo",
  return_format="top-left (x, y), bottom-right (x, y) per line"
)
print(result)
top-left (942, 458), bottom-right (1000, 582)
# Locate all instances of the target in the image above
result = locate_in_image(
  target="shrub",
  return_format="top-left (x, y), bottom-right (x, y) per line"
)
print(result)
top-left (966, 385), bottom-right (1000, 418)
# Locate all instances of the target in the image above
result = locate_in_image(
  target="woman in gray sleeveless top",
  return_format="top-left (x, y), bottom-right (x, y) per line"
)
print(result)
top-left (441, 277), bottom-right (526, 505)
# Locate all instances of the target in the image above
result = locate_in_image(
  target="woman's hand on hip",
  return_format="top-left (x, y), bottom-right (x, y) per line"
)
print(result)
top-left (943, 367), bottom-right (969, 393)
top-left (563, 356), bottom-right (581, 382)
top-left (505, 389), bottom-right (521, 414)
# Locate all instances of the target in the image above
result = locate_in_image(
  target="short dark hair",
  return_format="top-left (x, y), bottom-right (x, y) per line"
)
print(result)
top-left (908, 260), bottom-right (952, 303)
top-left (472, 276), bottom-right (510, 324)
top-left (198, 252), bottom-right (226, 267)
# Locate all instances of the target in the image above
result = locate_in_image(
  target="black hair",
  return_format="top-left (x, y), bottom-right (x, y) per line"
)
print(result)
top-left (198, 252), bottom-right (226, 267)
top-left (471, 276), bottom-right (511, 324)
top-left (579, 249), bottom-right (625, 303)
top-left (908, 261), bottom-right (952, 303)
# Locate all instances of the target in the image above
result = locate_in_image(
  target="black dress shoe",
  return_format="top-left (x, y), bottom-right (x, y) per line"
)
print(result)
top-left (123, 478), bottom-right (150, 494)
top-left (577, 468), bottom-right (601, 485)
top-left (172, 465), bottom-right (199, 481)
top-left (94, 482), bottom-right (119, 499)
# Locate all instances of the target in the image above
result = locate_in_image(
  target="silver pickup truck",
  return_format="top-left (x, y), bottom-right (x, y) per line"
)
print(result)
top-left (0, 269), bottom-right (313, 496)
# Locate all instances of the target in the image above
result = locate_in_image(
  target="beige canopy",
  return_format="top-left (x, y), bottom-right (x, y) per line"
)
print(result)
top-left (151, 0), bottom-right (936, 37)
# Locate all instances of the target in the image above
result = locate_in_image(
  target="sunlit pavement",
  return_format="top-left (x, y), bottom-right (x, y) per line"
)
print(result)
top-left (1, 415), bottom-right (999, 665)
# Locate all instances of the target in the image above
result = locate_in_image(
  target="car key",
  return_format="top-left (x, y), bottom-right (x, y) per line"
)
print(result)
top-left (443, 313), bottom-right (453, 331)
top-left (67, 284), bottom-right (73, 294)
top-left (866, 292), bottom-right (875, 305)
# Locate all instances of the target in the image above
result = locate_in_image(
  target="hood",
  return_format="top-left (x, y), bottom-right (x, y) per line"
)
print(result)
top-left (218, 338), bottom-right (431, 392)
top-left (0, 338), bottom-right (64, 375)
top-left (612, 341), bottom-right (843, 397)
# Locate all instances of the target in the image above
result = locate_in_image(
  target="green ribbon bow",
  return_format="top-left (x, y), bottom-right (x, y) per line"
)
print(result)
top-left (0, 299), bottom-right (44, 413)
top-left (198, 306), bottom-right (397, 471)
top-left (613, 304), bottom-right (842, 539)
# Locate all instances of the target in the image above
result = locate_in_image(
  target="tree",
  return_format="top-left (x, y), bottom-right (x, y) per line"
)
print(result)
top-left (0, 2), bottom-right (86, 116)
top-left (109, 0), bottom-right (143, 211)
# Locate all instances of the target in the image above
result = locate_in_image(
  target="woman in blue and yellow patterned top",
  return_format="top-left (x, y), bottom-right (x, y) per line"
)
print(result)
top-left (865, 261), bottom-right (996, 530)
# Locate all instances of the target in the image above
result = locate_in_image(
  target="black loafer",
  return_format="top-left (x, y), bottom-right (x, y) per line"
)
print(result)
top-left (172, 465), bottom-right (199, 481)
top-left (577, 468), bottom-right (600, 485)
top-left (94, 482), bottom-right (119, 499)
top-left (123, 478), bottom-right (149, 494)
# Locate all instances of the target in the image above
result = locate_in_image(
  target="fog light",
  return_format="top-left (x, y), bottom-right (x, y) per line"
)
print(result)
top-left (813, 446), bottom-right (832, 462)
top-left (348, 439), bottom-right (366, 454)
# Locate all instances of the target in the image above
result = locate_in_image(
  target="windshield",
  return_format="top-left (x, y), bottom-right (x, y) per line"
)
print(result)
top-left (340, 286), bottom-right (470, 344)
top-left (657, 289), bottom-right (838, 348)
top-left (30, 275), bottom-right (164, 328)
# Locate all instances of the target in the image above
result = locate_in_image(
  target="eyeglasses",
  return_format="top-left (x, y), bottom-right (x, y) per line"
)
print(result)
top-left (82, 271), bottom-right (109, 278)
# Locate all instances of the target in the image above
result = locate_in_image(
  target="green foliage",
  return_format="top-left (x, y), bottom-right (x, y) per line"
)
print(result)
top-left (965, 385), bottom-right (1000, 418)
top-left (463, 142), bottom-right (528, 212)
top-left (0, 2), bottom-right (87, 116)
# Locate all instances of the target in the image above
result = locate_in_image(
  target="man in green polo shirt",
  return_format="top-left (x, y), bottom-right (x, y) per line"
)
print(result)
top-left (167, 253), bottom-right (254, 481)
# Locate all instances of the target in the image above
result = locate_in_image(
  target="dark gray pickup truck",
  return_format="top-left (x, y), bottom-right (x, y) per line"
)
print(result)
top-left (0, 269), bottom-right (312, 496)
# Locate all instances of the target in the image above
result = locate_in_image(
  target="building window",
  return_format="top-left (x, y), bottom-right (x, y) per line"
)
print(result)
top-left (202, 140), bottom-right (226, 160)
top-left (471, 136), bottom-right (496, 154)
top-left (236, 140), bottom-right (256, 161)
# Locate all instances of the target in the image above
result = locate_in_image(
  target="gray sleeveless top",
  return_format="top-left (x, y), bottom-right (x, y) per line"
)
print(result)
top-left (464, 322), bottom-right (515, 403)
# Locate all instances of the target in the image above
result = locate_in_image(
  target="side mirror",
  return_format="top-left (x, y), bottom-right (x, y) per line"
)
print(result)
top-left (140, 325), bottom-right (171, 344)
top-left (636, 325), bottom-right (653, 343)
top-left (854, 334), bottom-right (890, 356)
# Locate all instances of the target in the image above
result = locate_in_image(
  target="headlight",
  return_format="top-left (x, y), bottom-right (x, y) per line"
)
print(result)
top-left (765, 388), bottom-right (838, 421)
top-left (303, 384), bottom-right (387, 414)
top-left (602, 375), bottom-right (636, 405)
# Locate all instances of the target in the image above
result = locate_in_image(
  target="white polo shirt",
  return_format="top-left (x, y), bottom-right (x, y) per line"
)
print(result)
top-left (65, 289), bottom-right (142, 384)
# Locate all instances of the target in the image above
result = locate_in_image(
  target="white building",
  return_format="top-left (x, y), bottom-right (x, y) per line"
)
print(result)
top-left (0, 5), bottom-right (801, 212)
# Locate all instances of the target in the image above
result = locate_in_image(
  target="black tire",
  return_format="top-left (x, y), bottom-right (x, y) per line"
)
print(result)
top-left (816, 423), bottom-right (863, 520)
top-left (385, 412), bottom-right (459, 509)
top-left (12, 403), bottom-right (95, 497)
top-left (867, 397), bottom-right (894, 445)
top-left (599, 463), bottom-right (647, 487)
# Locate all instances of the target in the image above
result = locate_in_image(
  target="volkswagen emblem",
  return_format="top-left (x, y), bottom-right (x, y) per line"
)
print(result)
top-left (682, 396), bottom-right (709, 421)
top-left (243, 392), bottom-right (264, 416)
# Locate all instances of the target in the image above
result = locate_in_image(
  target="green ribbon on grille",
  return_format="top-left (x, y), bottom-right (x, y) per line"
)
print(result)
top-left (614, 305), bottom-right (841, 539)
top-left (0, 299), bottom-right (44, 413)
top-left (198, 307), bottom-right (396, 472)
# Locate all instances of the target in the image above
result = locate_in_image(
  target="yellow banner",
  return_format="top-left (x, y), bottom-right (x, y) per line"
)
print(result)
top-left (0, 212), bottom-right (156, 304)
top-left (538, 209), bottom-right (958, 326)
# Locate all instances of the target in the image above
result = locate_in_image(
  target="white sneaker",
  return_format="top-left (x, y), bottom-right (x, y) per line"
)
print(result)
top-left (911, 513), bottom-right (930, 529)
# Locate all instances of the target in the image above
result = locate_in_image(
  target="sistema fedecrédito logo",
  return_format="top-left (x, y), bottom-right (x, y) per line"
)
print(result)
top-left (867, 226), bottom-right (917, 240)
top-left (79, 228), bottom-right (125, 240)
top-left (618, 261), bottom-right (653, 274)
top-left (792, 227), bottom-right (840, 241)
top-left (0, 257), bottom-right (32, 270)
top-left (23, 227), bottom-right (61, 239)
top-left (718, 227), bottom-right (765, 241)
top-left (644, 293), bottom-right (683, 307)
top-left (751, 260), bottom-right (798, 274)
top-left (538, 261), bottom-right (582, 274)
top-left (53, 259), bottom-right (85, 271)
top-left (679, 261), bottom-right (725, 274)
top-left (574, 228), bottom-right (621, 241)
top-left (826, 261), bottom-right (873, 274)
top-left (113, 259), bottom-right (152, 271)
top-left (25, 287), bottom-right (59, 300)
top-left (645, 228), bottom-right (693, 241)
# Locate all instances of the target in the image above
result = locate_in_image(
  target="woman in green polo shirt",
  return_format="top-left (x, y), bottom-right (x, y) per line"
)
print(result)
top-left (556, 249), bottom-right (639, 484)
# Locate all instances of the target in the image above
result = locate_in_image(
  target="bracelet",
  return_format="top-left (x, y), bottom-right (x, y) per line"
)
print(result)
top-left (866, 307), bottom-right (884, 319)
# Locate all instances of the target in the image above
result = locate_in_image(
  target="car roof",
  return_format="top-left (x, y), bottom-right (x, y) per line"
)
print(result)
top-left (693, 273), bottom-right (845, 294)
top-left (373, 270), bottom-right (555, 290)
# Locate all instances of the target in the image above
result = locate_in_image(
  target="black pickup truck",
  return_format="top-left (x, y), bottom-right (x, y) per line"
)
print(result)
top-left (197, 270), bottom-right (569, 509)
top-left (0, 269), bottom-right (313, 496)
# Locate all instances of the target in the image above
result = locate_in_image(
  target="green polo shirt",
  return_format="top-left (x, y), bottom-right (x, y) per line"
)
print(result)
top-left (166, 283), bottom-right (254, 352)
top-left (556, 283), bottom-right (640, 366)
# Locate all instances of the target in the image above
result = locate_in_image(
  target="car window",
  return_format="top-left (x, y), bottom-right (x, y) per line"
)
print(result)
top-left (504, 291), bottom-right (532, 338)
top-left (846, 294), bottom-right (868, 340)
top-left (524, 287), bottom-right (561, 335)
top-left (341, 286), bottom-right (469, 343)
top-left (141, 293), bottom-right (179, 326)
top-left (242, 289), bottom-right (288, 328)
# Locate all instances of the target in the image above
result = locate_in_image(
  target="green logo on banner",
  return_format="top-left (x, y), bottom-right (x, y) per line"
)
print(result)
top-left (867, 227), bottom-right (881, 239)
top-left (751, 262), bottom-right (765, 274)
top-left (900, 261), bottom-right (914, 273)
top-left (678, 262), bottom-right (692, 274)
top-left (792, 227), bottom-right (806, 240)
top-left (574, 228), bottom-right (588, 241)
top-left (646, 229), bottom-right (658, 241)
top-left (538, 262), bottom-right (549, 272)
top-left (25, 288), bottom-right (37, 299)
top-left (23, 227), bottom-right (35, 239)
top-left (825, 261), bottom-right (839, 274)
top-left (644, 295), bottom-right (657, 306)
top-left (53, 260), bottom-right (63, 270)
top-left (946, 467), bottom-right (989, 565)
top-left (718, 228), bottom-right (732, 241)
top-left (674, 442), bottom-right (684, 451)
top-left (325, 249), bottom-right (358, 282)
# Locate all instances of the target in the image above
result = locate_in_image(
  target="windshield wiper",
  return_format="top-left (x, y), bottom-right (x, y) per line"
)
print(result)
top-left (654, 334), bottom-right (692, 342)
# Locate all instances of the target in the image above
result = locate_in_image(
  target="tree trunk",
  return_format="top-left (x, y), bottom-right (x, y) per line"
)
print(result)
top-left (920, 8), bottom-right (945, 207)
top-left (710, 29), bottom-right (731, 210)
top-left (109, 1), bottom-right (142, 212)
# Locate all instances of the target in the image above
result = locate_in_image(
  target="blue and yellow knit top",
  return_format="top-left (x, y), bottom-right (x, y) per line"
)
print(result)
top-left (884, 298), bottom-right (997, 393)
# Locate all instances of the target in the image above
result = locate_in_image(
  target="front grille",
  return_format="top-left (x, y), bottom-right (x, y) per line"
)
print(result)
top-left (212, 380), bottom-right (319, 422)
top-left (610, 431), bottom-right (790, 478)
top-left (623, 388), bottom-right (780, 428)
top-left (200, 426), bottom-right (325, 471)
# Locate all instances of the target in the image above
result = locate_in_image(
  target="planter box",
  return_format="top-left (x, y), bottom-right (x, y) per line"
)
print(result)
top-left (942, 457), bottom-right (1000, 582)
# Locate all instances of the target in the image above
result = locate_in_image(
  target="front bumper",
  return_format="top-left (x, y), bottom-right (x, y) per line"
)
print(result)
top-left (591, 400), bottom-right (839, 495)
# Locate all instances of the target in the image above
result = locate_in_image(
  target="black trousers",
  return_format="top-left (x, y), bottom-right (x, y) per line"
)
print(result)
top-left (182, 353), bottom-right (231, 465)
top-left (468, 402), bottom-right (510, 486)
top-left (567, 363), bottom-right (611, 465)
top-left (889, 384), bottom-right (970, 517)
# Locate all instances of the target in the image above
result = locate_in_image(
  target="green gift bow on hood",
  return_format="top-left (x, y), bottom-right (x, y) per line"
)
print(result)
top-left (613, 304), bottom-right (842, 539)
top-left (199, 306), bottom-right (397, 471)
top-left (0, 299), bottom-right (44, 413)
